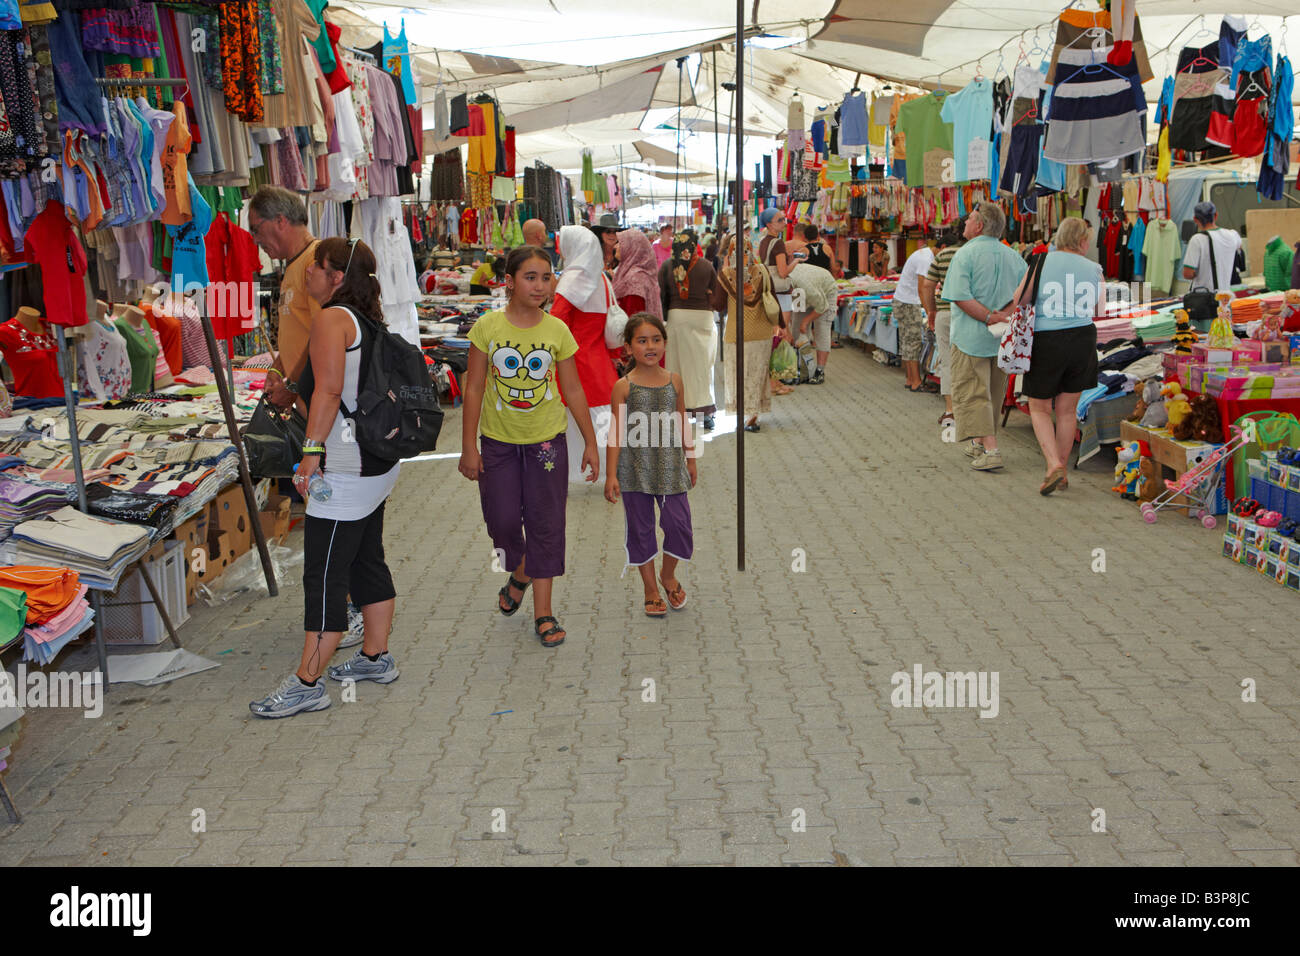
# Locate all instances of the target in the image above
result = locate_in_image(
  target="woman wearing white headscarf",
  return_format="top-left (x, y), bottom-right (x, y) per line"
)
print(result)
top-left (551, 225), bottom-right (621, 484)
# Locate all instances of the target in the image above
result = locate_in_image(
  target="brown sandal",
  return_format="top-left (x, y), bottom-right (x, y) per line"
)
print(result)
top-left (645, 599), bottom-right (668, 618)
top-left (1040, 466), bottom-right (1067, 496)
top-left (661, 580), bottom-right (687, 611)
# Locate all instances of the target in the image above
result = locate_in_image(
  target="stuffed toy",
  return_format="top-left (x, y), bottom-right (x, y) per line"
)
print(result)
top-left (1207, 293), bottom-right (1236, 348)
top-left (1170, 392), bottom-right (1223, 443)
top-left (1170, 309), bottom-right (1199, 354)
top-left (1281, 290), bottom-right (1300, 333)
top-left (1112, 440), bottom-right (1145, 499)
top-left (1139, 379), bottom-right (1169, 428)
top-left (1161, 381), bottom-right (1192, 429)
top-left (1129, 378), bottom-right (1163, 423)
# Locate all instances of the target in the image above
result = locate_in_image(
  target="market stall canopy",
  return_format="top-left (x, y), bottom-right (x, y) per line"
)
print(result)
top-left (335, 2), bottom-right (1300, 99)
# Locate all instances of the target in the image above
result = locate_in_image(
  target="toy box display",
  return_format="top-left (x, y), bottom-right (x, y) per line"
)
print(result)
top-left (1182, 362), bottom-right (1283, 394)
top-left (1223, 496), bottom-right (1300, 592)
top-left (1204, 366), bottom-right (1300, 400)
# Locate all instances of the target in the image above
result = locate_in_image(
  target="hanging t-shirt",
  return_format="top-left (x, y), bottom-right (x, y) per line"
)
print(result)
top-left (160, 102), bottom-right (192, 226)
top-left (467, 310), bottom-right (579, 446)
top-left (0, 318), bottom-right (61, 397)
top-left (897, 93), bottom-right (954, 188)
top-left (939, 78), bottom-right (993, 183)
top-left (1140, 218), bottom-right (1182, 293)
top-left (22, 200), bottom-right (89, 327)
top-left (1128, 217), bottom-right (1147, 278)
top-left (167, 178), bottom-right (213, 289)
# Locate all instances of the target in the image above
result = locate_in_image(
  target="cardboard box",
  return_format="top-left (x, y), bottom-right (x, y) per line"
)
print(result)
top-left (1289, 334), bottom-right (1300, 364)
top-left (170, 511), bottom-right (209, 606)
top-left (197, 529), bottom-right (235, 586)
top-left (1261, 339), bottom-right (1292, 364)
top-left (1191, 343), bottom-right (1239, 365)
top-left (259, 494), bottom-right (292, 546)
top-left (210, 486), bottom-right (253, 558)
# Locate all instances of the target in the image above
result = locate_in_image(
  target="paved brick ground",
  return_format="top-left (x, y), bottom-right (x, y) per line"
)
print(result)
top-left (3, 344), bottom-right (1299, 866)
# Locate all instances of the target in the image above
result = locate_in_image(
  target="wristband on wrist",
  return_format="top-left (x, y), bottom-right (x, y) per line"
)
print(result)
top-left (266, 368), bottom-right (282, 380)
top-left (302, 446), bottom-right (326, 455)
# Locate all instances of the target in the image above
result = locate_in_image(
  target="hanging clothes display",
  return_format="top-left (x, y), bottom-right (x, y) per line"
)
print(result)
top-left (358, 195), bottom-right (420, 346)
top-left (1168, 41), bottom-right (1222, 152)
top-left (1258, 54), bottom-right (1294, 201)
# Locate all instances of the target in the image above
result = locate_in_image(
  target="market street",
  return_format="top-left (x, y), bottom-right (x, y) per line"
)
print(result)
top-left (3, 346), bottom-right (1298, 866)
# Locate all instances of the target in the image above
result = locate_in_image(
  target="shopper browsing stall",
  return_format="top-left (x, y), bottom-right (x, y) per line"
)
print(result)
top-left (660, 232), bottom-right (720, 424)
top-left (894, 238), bottom-right (936, 393)
top-left (919, 229), bottom-right (964, 429)
top-left (250, 239), bottom-right (400, 719)
top-left (758, 208), bottom-right (794, 338)
top-left (248, 187), bottom-right (321, 410)
top-left (459, 246), bottom-right (601, 649)
top-left (1181, 201), bottom-right (1242, 293)
top-left (713, 233), bottom-right (776, 432)
top-left (605, 313), bottom-right (697, 618)
top-left (941, 202), bottom-right (1028, 473)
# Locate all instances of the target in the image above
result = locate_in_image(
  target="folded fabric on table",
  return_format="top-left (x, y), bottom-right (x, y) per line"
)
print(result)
top-left (0, 565), bottom-right (81, 622)
top-left (85, 484), bottom-right (180, 536)
top-left (0, 585), bottom-right (27, 649)
top-left (23, 602), bottom-right (93, 665)
top-left (0, 479), bottom-right (76, 540)
top-left (8, 507), bottom-right (151, 589)
top-left (23, 583), bottom-right (88, 645)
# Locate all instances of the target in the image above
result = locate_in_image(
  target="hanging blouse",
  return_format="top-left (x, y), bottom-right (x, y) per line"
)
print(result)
top-left (258, 0), bottom-right (320, 129)
top-left (381, 18), bottom-right (416, 106)
top-left (220, 0), bottom-right (264, 123)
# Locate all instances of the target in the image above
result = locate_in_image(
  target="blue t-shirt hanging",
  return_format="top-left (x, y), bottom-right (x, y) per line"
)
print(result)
top-left (168, 176), bottom-right (212, 289)
top-left (0, 0), bottom-right (20, 30)
top-left (939, 78), bottom-right (993, 183)
top-left (1128, 218), bottom-right (1147, 278)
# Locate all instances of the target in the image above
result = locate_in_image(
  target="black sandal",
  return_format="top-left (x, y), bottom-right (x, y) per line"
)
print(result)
top-left (498, 575), bottom-right (529, 616)
top-left (534, 616), bottom-right (566, 647)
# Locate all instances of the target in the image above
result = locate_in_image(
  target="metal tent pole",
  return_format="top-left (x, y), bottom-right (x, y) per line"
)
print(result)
top-left (52, 326), bottom-right (109, 683)
top-left (200, 303), bottom-right (278, 597)
top-left (734, 2), bottom-right (745, 572)
top-left (712, 47), bottom-right (721, 227)
top-left (674, 56), bottom-right (686, 230)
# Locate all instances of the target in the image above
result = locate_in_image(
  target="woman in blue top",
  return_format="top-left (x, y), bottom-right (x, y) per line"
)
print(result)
top-left (1010, 217), bottom-right (1104, 495)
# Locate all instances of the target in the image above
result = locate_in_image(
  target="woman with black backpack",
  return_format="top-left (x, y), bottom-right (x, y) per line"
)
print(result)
top-left (250, 237), bottom-right (402, 719)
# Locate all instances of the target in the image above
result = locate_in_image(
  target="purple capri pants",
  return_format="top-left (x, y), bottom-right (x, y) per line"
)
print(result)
top-left (479, 433), bottom-right (568, 579)
top-left (622, 491), bottom-right (694, 567)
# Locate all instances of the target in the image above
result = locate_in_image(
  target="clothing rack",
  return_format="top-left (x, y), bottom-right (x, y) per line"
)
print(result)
top-left (343, 46), bottom-right (376, 63)
top-left (94, 77), bottom-right (187, 87)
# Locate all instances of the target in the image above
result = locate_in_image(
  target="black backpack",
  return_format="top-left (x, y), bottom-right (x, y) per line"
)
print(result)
top-left (345, 311), bottom-right (444, 463)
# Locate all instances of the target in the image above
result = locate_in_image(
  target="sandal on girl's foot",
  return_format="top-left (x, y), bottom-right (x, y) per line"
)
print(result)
top-left (498, 575), bottom-right (529, 616)
top-left (644, 599), bottom-right (668, 618)
top-left (661, 580), bottom-right (687, 610)
top-left (1058, 476), bottom-right (1069, 490)
top-left (534, 616), bottom-right (566, 647)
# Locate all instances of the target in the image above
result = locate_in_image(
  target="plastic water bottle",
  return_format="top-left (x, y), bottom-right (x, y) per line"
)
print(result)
top-left (293, 463), bottom-right (332, 502)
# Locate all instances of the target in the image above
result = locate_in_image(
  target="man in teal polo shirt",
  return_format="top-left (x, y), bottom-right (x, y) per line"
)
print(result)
top-left (941, 202), bottom-right (1028, 472)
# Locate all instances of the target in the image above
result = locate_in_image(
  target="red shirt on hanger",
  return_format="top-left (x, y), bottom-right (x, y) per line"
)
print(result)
top-left (204, 213), bottom-right (261, 339)
top-left (23, 200), bottom-right (89, 327)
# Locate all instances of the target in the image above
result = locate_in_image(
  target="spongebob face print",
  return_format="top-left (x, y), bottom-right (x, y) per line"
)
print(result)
top-left (488, 338), bottom-right (555, 412)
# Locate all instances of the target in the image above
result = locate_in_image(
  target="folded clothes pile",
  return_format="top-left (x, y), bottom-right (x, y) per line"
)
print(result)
top-left (1230, 297), bottom-right (1262, 325)
top-left (6, 508), bottom-right (151, 590)
top-left (1131, 310), bottom-right (1179, 342)
top-left (1094, 316), bottom-right (1136, 342)
top-left (0, 479), bottom-right (74, 542)
top-left (0, 566), bottom-right (94, 664)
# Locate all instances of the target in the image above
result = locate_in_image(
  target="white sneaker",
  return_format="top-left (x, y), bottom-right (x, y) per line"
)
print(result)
top-left (970, 450), bottom-right (1004, 471)
top-left (338, 603), bottom-right (364, 649)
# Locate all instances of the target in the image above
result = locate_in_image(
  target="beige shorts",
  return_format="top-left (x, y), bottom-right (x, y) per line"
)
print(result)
top-left (949, 347), bottom-right (1007, 442)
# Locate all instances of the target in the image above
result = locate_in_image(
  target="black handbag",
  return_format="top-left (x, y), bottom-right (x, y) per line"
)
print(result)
top-left (1182, 232), bottom-right (1220, 321)
top-left (242, 397), bottom-right (307, 478)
